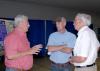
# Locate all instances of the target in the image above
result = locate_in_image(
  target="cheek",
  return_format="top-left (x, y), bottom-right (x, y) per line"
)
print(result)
top-left (23, 24), bottom-right (28, 30)
top-left (58, 25), bottom-right (62, 29)
top-left (56, 24), bottom-right (60, 28)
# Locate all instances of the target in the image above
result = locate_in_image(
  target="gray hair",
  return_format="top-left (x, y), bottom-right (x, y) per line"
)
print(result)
top-left (14, 15), bottom-right (28, 27)
top-left (76, 13), bottom-right (91, 26)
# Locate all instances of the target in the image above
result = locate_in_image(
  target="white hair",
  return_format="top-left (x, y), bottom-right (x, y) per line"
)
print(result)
top-left (14, 15), bottom-right (28, 27)
top-left (76, 13), bottom-right (91, 26)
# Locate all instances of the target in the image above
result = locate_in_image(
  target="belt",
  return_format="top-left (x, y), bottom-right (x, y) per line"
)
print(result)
top-left (51, 61), bottom-right (70, 67)
top-left (76, 63), bottom-right (95, 68)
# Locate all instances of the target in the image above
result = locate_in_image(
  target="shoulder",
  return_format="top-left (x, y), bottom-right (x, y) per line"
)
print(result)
top-left (80, 29), bottom-right (92, 40)
top-left (49, 32), bottom-right (58, 37)
top-left (66, 31), bottom-right (76, 38)
top-left (82, 28), bottom-right (92, 36)
top-left (4, 32), bottom-right (18, 43)
top-left (83, 27), bottom-right (94, 34)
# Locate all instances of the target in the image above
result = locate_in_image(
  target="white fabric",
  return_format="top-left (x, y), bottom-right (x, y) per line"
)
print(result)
top-left (75, 65), bottom-right (97, 71)
top-left (73, 26), bottom-right (100, 66)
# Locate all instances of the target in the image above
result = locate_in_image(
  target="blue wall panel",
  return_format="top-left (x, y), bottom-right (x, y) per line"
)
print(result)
top-left (45, 20), bottom-right (56, 45)
top-left (27, 20), bottom-right (46, 57)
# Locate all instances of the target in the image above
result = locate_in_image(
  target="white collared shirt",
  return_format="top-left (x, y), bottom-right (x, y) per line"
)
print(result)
top-left (73, 26), bottom-right (100, 66)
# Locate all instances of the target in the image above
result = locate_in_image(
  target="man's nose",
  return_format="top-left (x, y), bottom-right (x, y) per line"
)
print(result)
top-left (28, 24), bottom-right (30, 27)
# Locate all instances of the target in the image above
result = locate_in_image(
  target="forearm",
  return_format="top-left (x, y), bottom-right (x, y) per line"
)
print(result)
top-left (48, 45), bottom-right (64, 52)
top-left (70, 56), bottom-right (87, 63)
top-left (6, 44), bottom-right (42, 60)
top-left (7, 49), bottom-right (31, 60)
top-left (60, 47), bottom-right (73, 53)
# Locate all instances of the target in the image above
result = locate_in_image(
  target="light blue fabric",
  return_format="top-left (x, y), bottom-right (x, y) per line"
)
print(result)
top-left (5, 67), bottom-right (17, 71)
top-left (47, 31), bottom-right (76, 64)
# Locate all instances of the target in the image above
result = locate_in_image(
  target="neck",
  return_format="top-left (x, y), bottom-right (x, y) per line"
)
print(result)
top-left (78, 25), bottom-right (86, 31)
top-left (58, 28), bottom-right (66, 33)
top-left (15, 27), bottom-right (26, 33)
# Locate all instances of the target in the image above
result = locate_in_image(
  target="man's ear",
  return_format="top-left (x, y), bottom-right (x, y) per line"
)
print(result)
top-left (64, 22), bottom-right (66, 26)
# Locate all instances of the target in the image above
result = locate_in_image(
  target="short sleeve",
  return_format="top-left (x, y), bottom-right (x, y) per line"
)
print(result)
top-left (77, 31), bottom-right (90, 57)
top-left (95, 37), bottom-right (100, 48)
top-left (4, 36), bottom-right (18, 57)
top-left (46, 34), bottom-right (55, 49)
top-left (68, 34), bottom-right (76, 48)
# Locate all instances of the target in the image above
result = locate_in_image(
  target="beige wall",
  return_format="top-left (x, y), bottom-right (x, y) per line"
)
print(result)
top-left (0, 0), bottom-right (100, 28)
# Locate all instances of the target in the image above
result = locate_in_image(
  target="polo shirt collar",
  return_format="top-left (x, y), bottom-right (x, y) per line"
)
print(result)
top-left (77, 26), bottom-right (88, 36)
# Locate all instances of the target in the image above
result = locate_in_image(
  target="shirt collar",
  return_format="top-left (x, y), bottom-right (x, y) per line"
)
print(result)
top-left (58, 29), bottom-right (67, 34)
top-left (77, 26), bottom-right (88, 36)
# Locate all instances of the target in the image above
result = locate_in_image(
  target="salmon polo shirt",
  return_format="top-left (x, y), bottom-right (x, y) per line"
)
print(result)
top-left (4, 28), bottom-right (33, 70)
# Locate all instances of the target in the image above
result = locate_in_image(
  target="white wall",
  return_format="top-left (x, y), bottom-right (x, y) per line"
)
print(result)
top-left (0, 0), bottom-right (100, 28)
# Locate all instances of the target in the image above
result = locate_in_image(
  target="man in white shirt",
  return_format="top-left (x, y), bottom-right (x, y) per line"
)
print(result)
top-left (70, 13), bottom-right (100, 71)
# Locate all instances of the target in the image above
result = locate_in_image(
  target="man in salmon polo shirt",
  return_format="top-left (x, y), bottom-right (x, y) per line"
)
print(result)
top-left (4, 15), bottom-right (43, 71)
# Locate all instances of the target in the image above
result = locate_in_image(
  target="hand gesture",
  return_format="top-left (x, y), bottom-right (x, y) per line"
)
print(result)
top-left (29, 44), bottom-right (43, 55)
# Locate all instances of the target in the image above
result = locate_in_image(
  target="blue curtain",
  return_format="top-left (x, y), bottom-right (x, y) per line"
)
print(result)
top-left (27, 20), bottom-right (46, 57)
top-left (45, 20), bottom-right (56, 45)
top-left (66, 21), bottom-right (78, 36)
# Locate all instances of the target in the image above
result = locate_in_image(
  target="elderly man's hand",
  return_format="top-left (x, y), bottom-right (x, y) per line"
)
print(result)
top-left (29, 44), bottom-right (43, 55)
top-left (34, 44), bottom-right (43, 48)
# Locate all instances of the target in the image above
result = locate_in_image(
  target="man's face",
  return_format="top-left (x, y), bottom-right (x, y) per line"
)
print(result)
top-left (19, 19), bottom-right (30, 32)
top-left (74, 17), bottom-right (81, 31)
top-left (56, 20), bottom-right (66, 32)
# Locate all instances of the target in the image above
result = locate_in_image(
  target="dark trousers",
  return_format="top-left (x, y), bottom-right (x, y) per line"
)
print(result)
top-left (50, 62), bottom-right (73, 71)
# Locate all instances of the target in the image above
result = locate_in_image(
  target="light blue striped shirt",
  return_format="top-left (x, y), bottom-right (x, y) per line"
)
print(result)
top-left (47, 31), bottom-right (76, 64)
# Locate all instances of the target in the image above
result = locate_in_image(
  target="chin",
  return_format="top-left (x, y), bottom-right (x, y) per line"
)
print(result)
top-left (23, 30), bottom-right (28, 33)
top-left (75, 28), bottom-right (79, 31)
top-left (58, 29), bottom-right (61, 31)
top-left (26, 30), bottom-right (28, 32)
top-left (75, 27), bottom-right (77, 30)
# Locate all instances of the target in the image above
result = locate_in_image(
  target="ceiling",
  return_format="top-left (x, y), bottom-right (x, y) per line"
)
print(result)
top-left (2, 0), bottom-right (100, 16)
